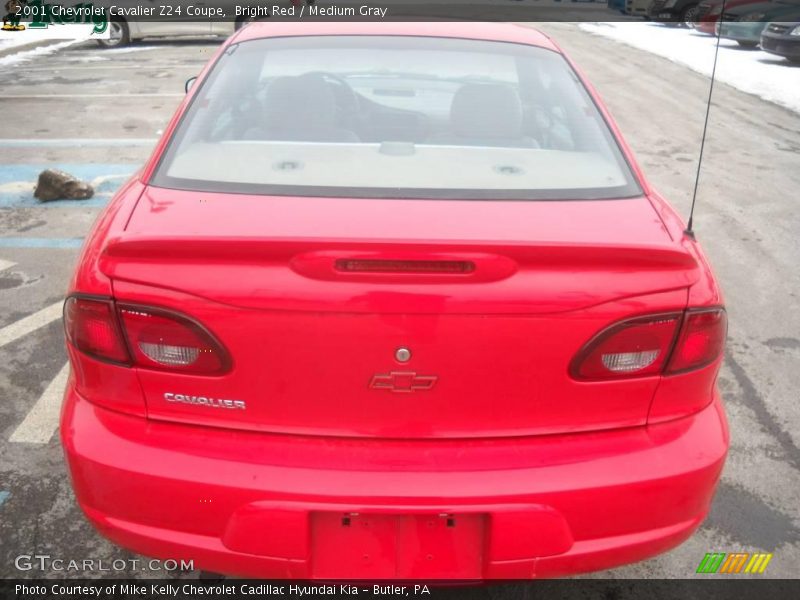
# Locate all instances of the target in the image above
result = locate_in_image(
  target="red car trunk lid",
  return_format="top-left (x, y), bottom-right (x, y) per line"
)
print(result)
top-left (101, 188), bottom-right (698, 438)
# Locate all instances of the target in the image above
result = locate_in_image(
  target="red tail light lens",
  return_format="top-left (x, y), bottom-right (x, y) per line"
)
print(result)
top-left (64, 296), bottom-right (230, 375)
top-left (117, 305), bottom-right (230, 375)
top-left (665, 309), bottom-right (727, 374)
top-left (571, 308), bottom-right (726, 380)
top-left (570, 313), bottom-right (681, 380)
top-left (64, 297), bottom-right (130, 364)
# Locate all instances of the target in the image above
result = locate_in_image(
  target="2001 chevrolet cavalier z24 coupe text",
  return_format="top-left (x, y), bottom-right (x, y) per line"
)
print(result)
top-left (61, 22), bottom-right (729, 579)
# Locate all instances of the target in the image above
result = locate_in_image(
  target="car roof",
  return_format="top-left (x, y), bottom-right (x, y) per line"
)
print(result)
top-left (231, 21), bottom-right (560, 53)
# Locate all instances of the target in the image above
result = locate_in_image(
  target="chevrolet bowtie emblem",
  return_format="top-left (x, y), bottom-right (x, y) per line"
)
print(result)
top-left (369, 371), bottom-right (438, 393)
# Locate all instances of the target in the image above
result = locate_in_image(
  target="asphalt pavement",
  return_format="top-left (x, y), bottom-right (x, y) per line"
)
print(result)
top-left (0, 24), bottom-right (798, 584)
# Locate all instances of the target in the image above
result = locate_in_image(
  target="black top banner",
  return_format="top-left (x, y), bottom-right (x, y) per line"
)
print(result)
top-left (5, 0), bottom-right (788, 25)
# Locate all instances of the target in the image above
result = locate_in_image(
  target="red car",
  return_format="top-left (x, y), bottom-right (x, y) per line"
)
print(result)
top-left (60, 22), bottom-right (729, 579)
top-left (694, 0), bottom-right (764, 34)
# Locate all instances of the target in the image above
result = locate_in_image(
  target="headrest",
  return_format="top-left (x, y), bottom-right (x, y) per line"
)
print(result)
top-left (263, 74), bottom-right (337, 131)
top-left (450, 84), bottom-right (524, 139)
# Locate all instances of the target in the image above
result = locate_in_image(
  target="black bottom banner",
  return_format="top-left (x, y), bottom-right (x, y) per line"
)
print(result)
top-left (3, 579), bottom-right (800, 600)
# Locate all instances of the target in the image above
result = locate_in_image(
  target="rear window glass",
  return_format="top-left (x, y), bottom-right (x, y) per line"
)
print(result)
top-left (151, 35), bottom-right (642, 200)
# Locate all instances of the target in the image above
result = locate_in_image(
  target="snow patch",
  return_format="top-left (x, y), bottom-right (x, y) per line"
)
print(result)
top-left (0, 39), bottom-right (84, 67)
top-left (580, 22), bottom-right (800, 114)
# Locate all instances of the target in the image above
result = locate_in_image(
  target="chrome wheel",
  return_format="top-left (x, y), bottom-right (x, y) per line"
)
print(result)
top-left (108, 22), bottom-right (123, 44)
top-left (97, 20), bottom-right (129, 48)
top-left (682, 5), bottom-right (699, 28)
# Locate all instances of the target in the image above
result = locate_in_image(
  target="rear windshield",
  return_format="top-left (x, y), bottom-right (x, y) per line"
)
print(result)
top-left (151, 35), bottom-right (642, 200)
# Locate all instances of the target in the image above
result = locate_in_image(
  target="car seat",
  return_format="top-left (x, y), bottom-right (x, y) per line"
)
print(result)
top-left (247, 74), bottom-right (360, 142)
top-left (429, 83), bottom-right (538, 148)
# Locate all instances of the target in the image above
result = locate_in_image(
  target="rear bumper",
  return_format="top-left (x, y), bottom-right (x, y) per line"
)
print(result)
top-left (61, 386), bottom-right (728, 579)
top-left (696, 20), bottom-right (718, 35)
top-left (718, 22), bottom-right (764, 43)
top-left (648, 9), bottom-right (682, 22)
top-left (761, 34), bottom-right (800, 58)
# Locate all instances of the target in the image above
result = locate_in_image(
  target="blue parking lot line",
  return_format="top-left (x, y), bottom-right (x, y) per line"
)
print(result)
top-left (0, 164), bottom-right (137, 208)
top-left (0, 238), bottom-right (84, 249)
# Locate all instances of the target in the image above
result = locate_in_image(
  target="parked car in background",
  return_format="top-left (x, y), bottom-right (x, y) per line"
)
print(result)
top-left (693, 0), bottom-right (765, 34)
top-left (625, 0), bottom-right (652, 17)
top-left (648, 0), bottom-right (702, 26)
top-left (608, 0), bottom-right (628, 13)
top-left (761, 19), bottom-right (800, 61)
top-left (95, 0), bottom-right (317, 47)
top-left (97, 17), bottom-right (235, 48)
top-left (60, 21), bottom-right (729, 580)
top-left (717, 0), bottom-right (800, 47)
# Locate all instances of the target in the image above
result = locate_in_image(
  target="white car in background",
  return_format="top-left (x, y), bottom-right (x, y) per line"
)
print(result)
top-left (96, 1), bottom-right (317, 48)
top-left (98, 17), bottom-right (234, 48)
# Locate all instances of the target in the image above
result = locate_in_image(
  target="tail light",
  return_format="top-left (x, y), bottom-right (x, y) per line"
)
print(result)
top-left (571, 308), bottom-right (726, 380)
top-left (64, 296), bottom-right (230, 375)
top-left (64, 297), bottom-right (129, 364)
top-left (117, 305), bottom-right (230, 374)
top-left (665, 309), bottom-right (727, 374)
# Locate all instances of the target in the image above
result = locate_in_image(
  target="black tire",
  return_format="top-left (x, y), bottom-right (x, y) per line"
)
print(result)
top-left (737, 40), bottom-right (759, 48)
top-left (680, 4), bottom-right (699, 28)
top-left (97, 19), bottom-right (129, 48)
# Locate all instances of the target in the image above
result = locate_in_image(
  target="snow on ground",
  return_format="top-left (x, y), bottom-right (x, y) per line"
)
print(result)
top-left (0, 24), bottom-right (98, 47)
top-left (0, 40), bottom-right (83, 67)
top-left (0, 39), bottom-right (84, 68)
top-left (580, 22), bottom-right (800, 114)
top-left (0, 36), bottom-right (37, 54)
top-left (0, 24), bottom-right (100, 67)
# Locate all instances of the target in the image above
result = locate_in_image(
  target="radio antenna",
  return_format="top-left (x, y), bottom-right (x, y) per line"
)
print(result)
top-left (686, 0), bottom-right (727, 238)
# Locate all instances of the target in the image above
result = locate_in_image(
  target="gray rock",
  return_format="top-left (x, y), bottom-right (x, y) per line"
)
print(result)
top-left (34, 169), bottom-right (94, 202)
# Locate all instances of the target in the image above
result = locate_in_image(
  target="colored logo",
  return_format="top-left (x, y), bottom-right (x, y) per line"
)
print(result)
top-left (3, 1), bottom-right (108, 34)
top-left (696, 552), bottom-right (773, 574)
top-left (3, 0), bottom-right (26, 30)
top-left (369, 371), bottom-right (438, 393)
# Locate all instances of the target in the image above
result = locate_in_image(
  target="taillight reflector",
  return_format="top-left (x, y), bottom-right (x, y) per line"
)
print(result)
top-left (64, 296), bottom-right (230, 375)
top-left (571, 314), bottom-right (681, 380)
top-left (571, 308), bottom-right (726, 380)
top-left (118, 305), bottom-right (229, 375)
